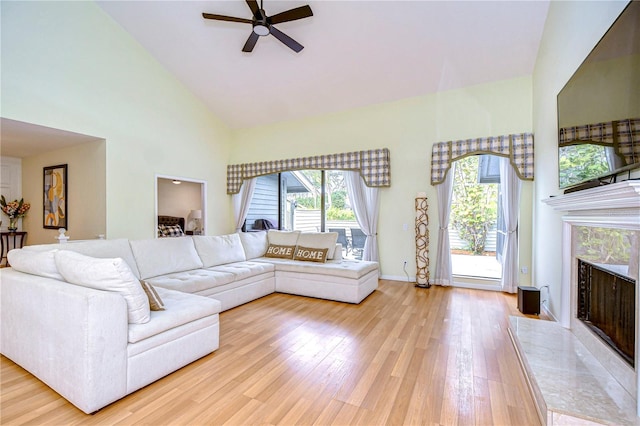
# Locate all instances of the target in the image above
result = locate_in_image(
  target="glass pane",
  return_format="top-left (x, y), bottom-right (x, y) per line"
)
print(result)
top-left (286, 170), bottom-right (321, 232)
top-left (244, 174), bottom-right (279, 231)
top-left (573, 226), bottom-right (639, 280)
top-left (450, 155), bottom-right (502, 279)
top-left (325, 170), bottom-right (361, 259)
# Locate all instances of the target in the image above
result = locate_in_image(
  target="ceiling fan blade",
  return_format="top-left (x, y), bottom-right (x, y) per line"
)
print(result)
top-left (269, 26), bottom-right (304, 53)
top-left (202, 13), bottom-right (252, 24)
top-left (269, 5), bottom-right (313, 24)
top-left (246, 0), bottom-right (260, 17)
top-left (242, 31), bottom-right (260, 52)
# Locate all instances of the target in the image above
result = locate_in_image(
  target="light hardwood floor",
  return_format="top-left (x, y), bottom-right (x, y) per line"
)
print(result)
top-left (1, 280), bottom-right (545, 425)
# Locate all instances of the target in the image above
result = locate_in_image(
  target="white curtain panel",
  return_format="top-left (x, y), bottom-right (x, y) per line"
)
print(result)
top-left (232, 178), bottom-right (257, 233)
top-left (499, 157), bottom-right (521, 293)
top-left (433, 162), bottom-right (455, 286)
top-left (345, 171), bottom-right (380, 262)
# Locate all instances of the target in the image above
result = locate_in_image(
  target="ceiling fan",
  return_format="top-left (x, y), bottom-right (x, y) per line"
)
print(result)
top-left (202, 0), bottom-right (313, 53)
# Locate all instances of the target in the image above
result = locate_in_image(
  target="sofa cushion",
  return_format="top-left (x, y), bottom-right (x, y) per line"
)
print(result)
top-left (295, 232), bottom-right (339, 259)
top-left (193, 234), bottom-right (246, 268)
top-left (146, 268), bottom-right (237, 294)
top-left (7, 249), bottom-right (64, 281)
top-left (127, 287), bottom-right (221, 344)
top-left (238, 231), bottom-right (268, 259)
top-left (54, 250), bottom-right (150, 324)
top-left (267, 230), bottom-right (300, 246)
top-left (22, 239), bottom-right (142, 279)
top-left (293, 246), bottom-right (328, 263)
top-left (259, 258), bottom-right (379, 280)
top-left (130, 237), bottom-right (203, 280)
top-left (207, 260), bottom-right (275, 281)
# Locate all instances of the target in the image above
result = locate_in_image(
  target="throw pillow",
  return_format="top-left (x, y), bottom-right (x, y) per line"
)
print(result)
top-left (296, 232), bottom-right (339, 259)
top-left (7, 249), bottom-right (64, 281)
top-left (54, 250), bottom-right (151, 324)
top-left (264, 244), bottom-right (296, 259)
top-left (161, 224), bottom-right (184, 237)
top-left (293, 246), bottom-right (329, 263)
top-left (139, 280), bottom-right (165, 311)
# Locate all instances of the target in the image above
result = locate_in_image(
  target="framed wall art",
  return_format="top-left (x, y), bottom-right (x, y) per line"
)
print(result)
top-left (43, 164), bottom-right (67, 229)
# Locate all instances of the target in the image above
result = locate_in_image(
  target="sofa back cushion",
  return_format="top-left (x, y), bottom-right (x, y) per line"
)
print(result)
top-left (22, 239), bottom-right (141, 278)
top-left (267, 230), bottom-right (301, 246)
top-left (193, 234), bottom-right (246, 268)
top-left (130, 237), bottom-right (203, 280)
top-left (7, 249), bottom-right (64, 280)
top-left (295, 232), bottom-right (339, 259)
top-left (54, 250), bottom-right (150, 324)
top-left (239, 231), bottom-right (268, 259)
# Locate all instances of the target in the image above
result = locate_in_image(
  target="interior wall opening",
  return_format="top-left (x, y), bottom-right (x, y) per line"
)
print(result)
top-left (155, 175), bottom-right (206, 236)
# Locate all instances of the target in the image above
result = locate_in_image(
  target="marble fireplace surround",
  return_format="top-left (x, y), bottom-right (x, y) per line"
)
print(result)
top-left (514, 180), bottom-right (640, 424)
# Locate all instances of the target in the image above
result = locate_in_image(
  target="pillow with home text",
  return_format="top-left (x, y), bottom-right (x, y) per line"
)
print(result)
top-left (264, 244), bottom-right (295, 259)
top-left (293, 246), bottom-right (328, 263)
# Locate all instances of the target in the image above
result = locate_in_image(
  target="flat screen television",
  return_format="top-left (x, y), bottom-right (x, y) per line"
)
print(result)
top-left (557, 1), bottom-right (640, 191)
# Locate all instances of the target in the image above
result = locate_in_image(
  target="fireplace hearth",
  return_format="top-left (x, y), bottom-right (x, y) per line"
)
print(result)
top-left (515, 180), bottom-right (640, 423)
top-left (576, 258), bottom-right (635, 367)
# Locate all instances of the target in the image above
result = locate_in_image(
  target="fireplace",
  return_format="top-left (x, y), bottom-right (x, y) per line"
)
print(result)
top-left (576, 258), bottom-right (636, 367)
top-left (543, 181), bottom-right (640, 416)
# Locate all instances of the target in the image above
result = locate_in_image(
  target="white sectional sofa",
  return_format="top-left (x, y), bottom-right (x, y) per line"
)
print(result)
top-left (0, 230), bottom-right (378, 414)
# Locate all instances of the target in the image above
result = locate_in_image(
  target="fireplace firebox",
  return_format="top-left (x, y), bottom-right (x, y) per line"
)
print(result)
top-left (577, 258), bottom-right (636, 367)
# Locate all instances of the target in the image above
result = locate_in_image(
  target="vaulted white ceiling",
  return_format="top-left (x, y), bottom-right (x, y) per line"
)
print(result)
top-left (96, 0), bottom-right (550, 130)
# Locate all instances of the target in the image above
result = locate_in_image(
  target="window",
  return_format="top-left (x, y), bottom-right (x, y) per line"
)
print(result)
top-left (244, 170), bottom-right (362, 258)
top-left (449, 155), bottom-right (502, 279)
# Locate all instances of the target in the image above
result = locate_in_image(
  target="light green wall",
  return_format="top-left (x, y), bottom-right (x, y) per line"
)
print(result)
top-left (232, 77), bottom-right (533, 279)
top-left (532, 0), bottom-right (629, 319)
top-left (1, 1), bottom-right (233, 239)
top-left (3, 1), bottom-right (541, 281)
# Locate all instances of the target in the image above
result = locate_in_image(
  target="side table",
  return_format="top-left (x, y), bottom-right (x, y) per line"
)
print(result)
top-left (1, 231), bottom-right (27, 267)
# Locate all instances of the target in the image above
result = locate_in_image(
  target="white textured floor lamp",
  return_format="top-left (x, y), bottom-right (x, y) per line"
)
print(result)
top-left (415, 193), bottom-right (430, 288)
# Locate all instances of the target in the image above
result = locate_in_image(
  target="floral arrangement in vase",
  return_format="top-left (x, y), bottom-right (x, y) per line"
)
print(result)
top-left (0, 196), bottom-right (31, 232)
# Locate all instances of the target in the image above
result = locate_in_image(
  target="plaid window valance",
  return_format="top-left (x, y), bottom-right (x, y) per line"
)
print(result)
top-left (431, 133), bottom-right (534, 185)
top-left (227, 148), bottom-right (390, 194)
top-left (559, 118), bottom-right (639, 166)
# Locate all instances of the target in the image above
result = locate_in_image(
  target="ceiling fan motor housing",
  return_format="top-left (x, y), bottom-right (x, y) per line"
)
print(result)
top-left (253, 9), bottom-right (270, 36)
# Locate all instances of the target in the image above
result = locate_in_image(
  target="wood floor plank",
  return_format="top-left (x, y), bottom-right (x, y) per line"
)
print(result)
top-left (0, 281), bottom-right (544, 425)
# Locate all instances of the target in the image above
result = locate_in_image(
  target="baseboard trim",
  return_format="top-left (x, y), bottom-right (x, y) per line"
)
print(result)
top-left (379, 274), bottom-right (413, 283)
top-left (452, 280), bottom-right (502, 292)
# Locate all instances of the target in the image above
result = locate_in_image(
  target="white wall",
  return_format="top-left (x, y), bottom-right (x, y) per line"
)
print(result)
top-left (532, 0), bottom-right (629, 319)
top-left (232, 77), bottom-right (534, 279)
top-left (21, 141), bottom-right (107, 244)
top-left (1, 1), bottom-right (233, 240)
top-left (0, 157), bottom-right (23, 231)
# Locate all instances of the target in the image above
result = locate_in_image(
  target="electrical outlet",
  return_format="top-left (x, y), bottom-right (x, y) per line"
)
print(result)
top-left (521, 266), bottom-right (528, 274)
top-left (402, 223), bottom-right (408, 231)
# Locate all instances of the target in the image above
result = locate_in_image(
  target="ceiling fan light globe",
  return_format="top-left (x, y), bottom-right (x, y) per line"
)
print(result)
top-left (253, 24), bottom-right (269, 36)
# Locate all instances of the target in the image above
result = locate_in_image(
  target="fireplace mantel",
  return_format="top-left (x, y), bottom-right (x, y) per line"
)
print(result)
top-left (543, 180), bottom-right (640, 212)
